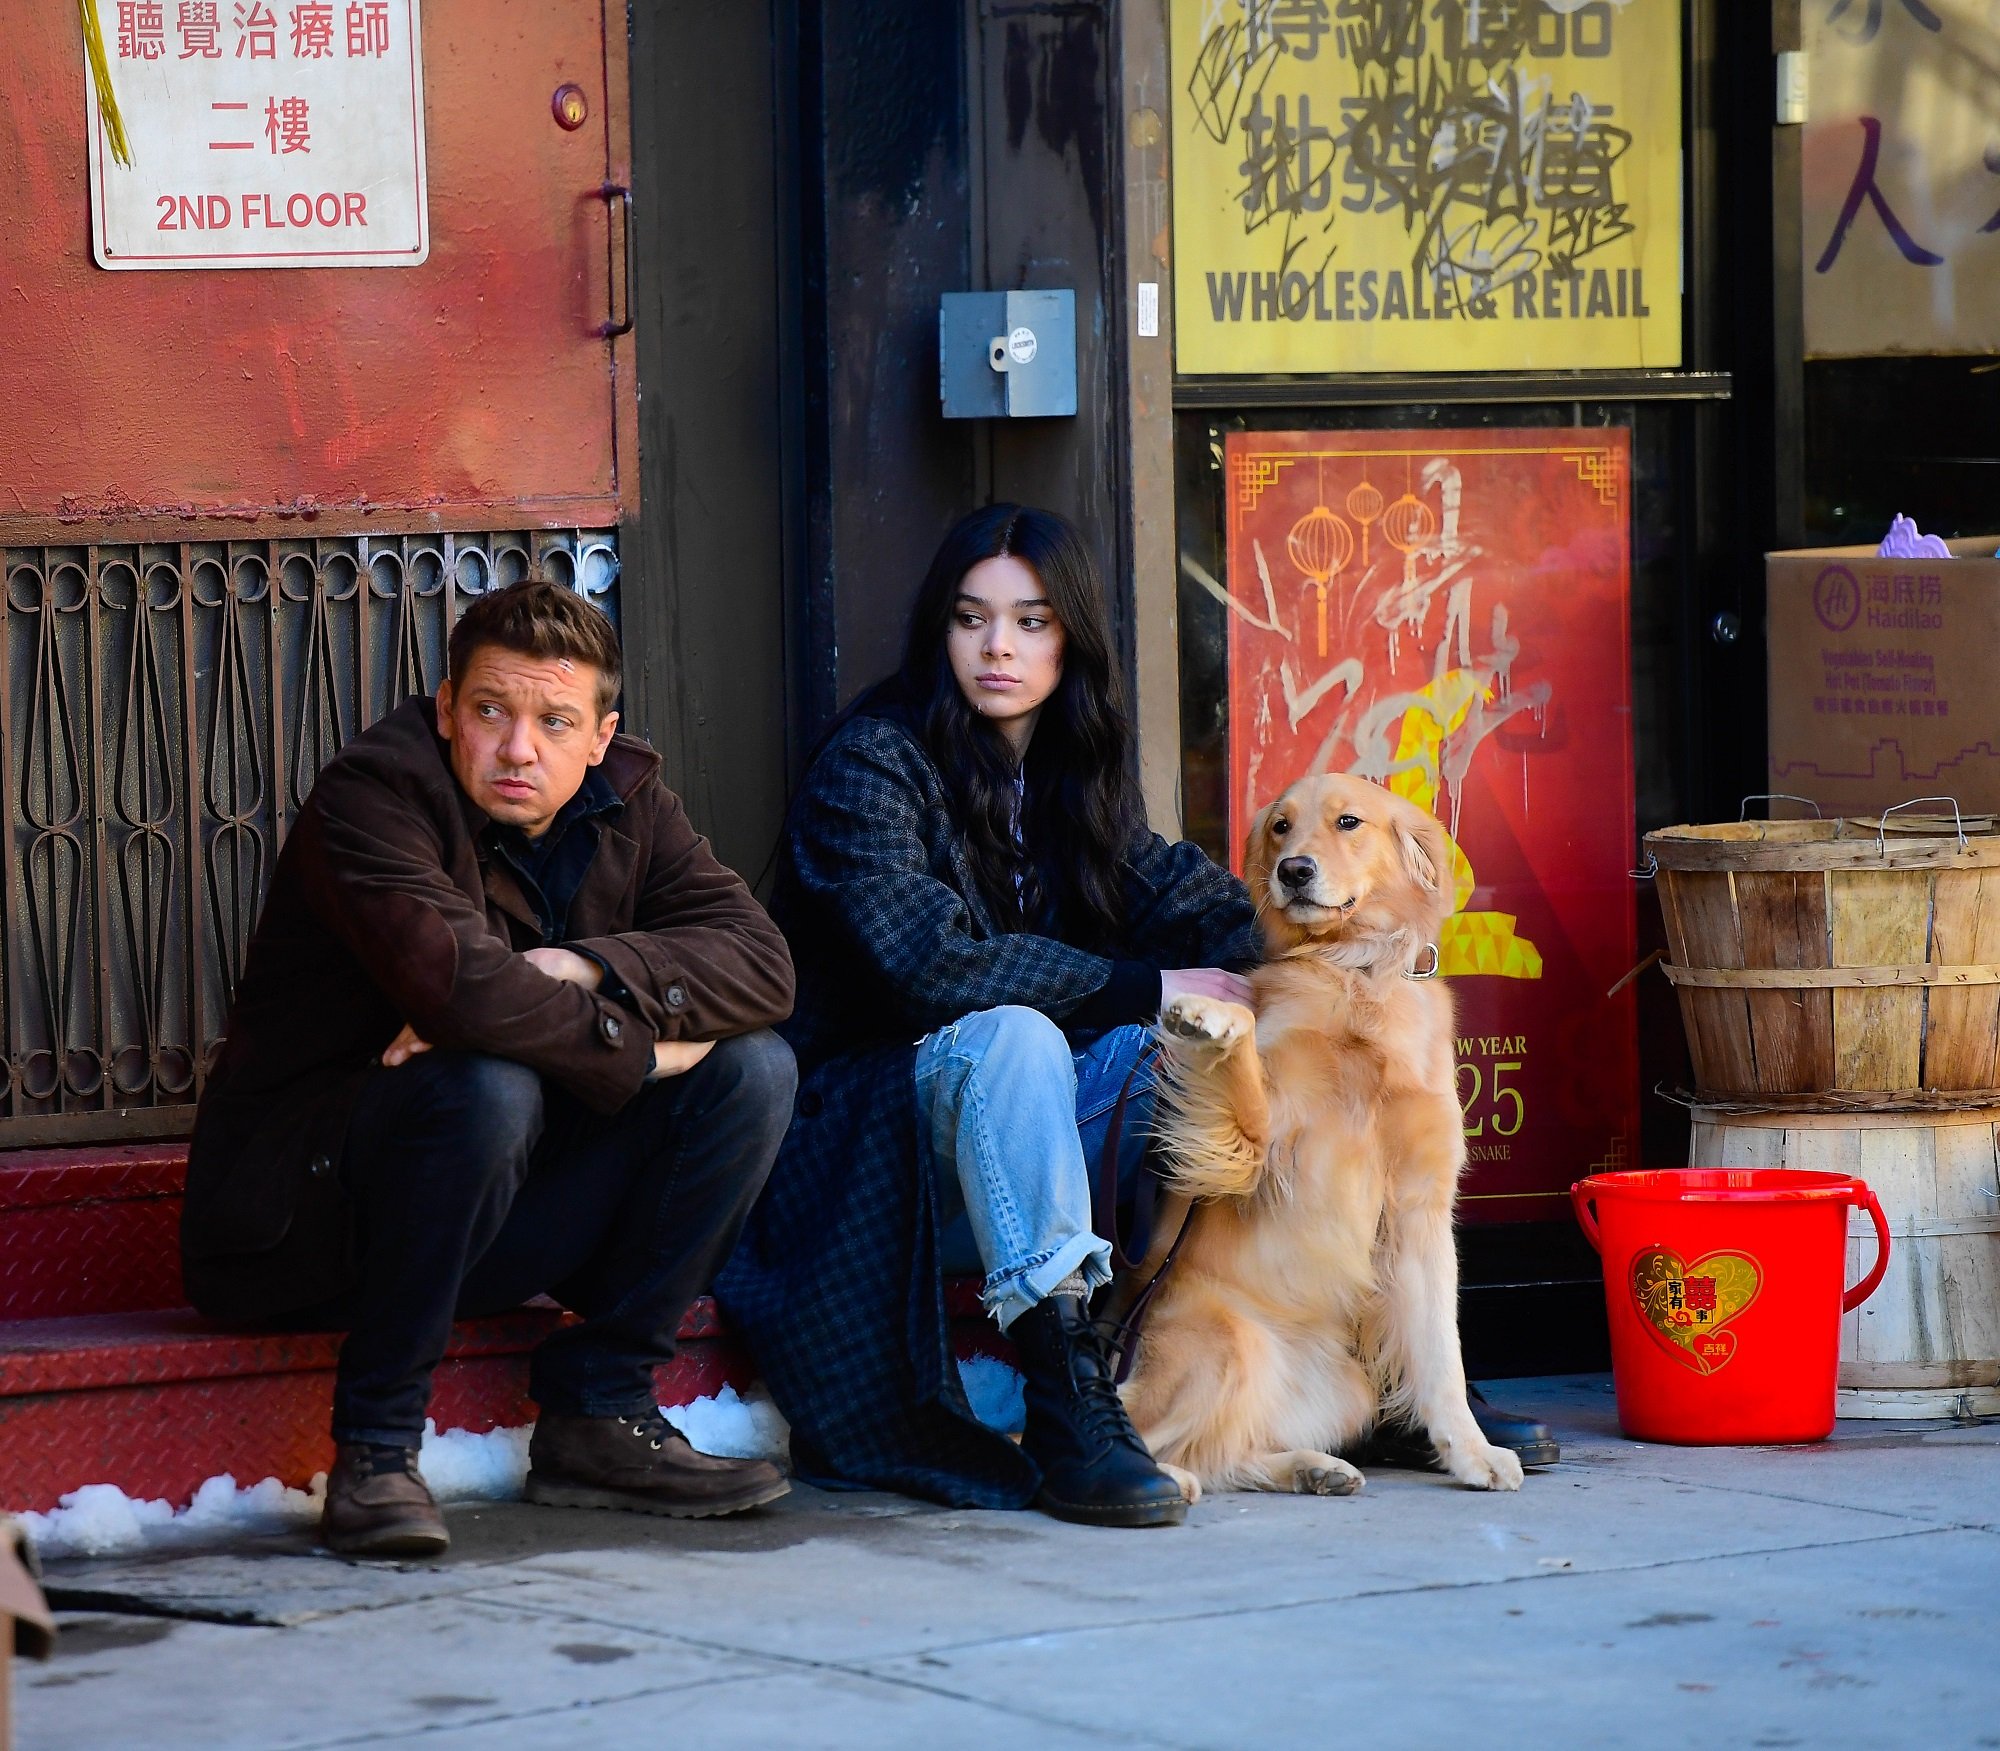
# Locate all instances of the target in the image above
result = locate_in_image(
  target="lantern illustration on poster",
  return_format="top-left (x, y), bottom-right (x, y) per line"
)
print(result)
top-left (1380, 459), bottom-right (1439, 568)
top-left (1286, 481), bottom-right (1353, 658)
top-left (1346, 475), bottom-right (1384, 567)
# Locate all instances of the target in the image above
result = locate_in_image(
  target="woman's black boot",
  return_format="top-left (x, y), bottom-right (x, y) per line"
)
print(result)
top-left (1010, 1294), bottom-right (1187, 1527)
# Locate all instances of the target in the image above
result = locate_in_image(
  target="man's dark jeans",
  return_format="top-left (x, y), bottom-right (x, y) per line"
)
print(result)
top-left (328, 1031), bottom-right (796, 1448)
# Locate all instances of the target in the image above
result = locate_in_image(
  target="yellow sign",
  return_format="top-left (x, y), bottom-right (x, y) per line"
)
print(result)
top-left (1171, 1), bottom-right (1683, 375)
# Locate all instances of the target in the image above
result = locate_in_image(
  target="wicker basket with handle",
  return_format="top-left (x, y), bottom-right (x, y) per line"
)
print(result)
top-left (1648, 803), bottom-right (2000, 1104)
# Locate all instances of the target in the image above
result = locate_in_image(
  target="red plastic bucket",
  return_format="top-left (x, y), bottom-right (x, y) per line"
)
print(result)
top-left (1572, 1169), bottom-right (1891, 1444)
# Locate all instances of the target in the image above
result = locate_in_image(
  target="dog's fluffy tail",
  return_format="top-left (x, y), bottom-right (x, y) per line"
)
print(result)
top-left (1150, 1036), bottom-right (1268, 1201)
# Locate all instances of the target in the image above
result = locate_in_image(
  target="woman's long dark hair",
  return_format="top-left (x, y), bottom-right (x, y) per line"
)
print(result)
top-left (888, 504), bottom-right (1142, 948)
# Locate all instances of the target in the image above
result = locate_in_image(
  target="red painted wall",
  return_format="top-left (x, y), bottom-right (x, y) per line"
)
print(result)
top-left (0, 0), bottom-right (634, 538)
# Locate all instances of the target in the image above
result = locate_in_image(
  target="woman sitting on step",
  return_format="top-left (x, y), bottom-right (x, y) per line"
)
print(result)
top-left (719, 504), bottom-right (1258, 1526)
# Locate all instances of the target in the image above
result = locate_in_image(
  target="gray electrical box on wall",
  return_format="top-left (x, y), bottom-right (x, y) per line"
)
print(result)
top-left (939, 289), bottom-right (1077, 418)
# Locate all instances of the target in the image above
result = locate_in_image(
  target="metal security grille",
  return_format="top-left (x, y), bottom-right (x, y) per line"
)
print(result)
top-left (2, 529), bottom-right (618, 1146)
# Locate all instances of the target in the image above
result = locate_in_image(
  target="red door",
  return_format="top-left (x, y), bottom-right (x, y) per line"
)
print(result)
top-left (1, 2), bottom-right (637, 1143)
top-left (1, 0), bottom-right (636, 536)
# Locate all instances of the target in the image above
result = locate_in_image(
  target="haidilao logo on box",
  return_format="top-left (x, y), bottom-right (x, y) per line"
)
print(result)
top-left (1814, 565), bottom-right (1861, 633)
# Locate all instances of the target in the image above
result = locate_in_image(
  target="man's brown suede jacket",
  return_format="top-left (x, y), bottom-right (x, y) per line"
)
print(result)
top-left (182, 698), bottom-right (794, 1320)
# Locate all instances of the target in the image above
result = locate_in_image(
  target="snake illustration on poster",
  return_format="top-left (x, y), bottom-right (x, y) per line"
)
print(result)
top-left (1220, 428), bottom-right (1638, 1222)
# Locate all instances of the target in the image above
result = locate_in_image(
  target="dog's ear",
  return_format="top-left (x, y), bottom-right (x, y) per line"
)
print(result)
top-left (1242, 800), bottom-right (1275, 881)
top-left (1397, 812), bottom-right (1448, 897)
top-left (1242, 799), bottom-right (1289, 942)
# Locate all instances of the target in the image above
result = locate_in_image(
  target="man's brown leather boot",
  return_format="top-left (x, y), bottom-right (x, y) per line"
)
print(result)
top-left (524, 1410), bottom-right (790, 1518)
top-left (320, 1442), bottom-right (450, 1558)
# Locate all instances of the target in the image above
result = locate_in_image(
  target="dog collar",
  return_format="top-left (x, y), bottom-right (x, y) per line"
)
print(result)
top-left (1403, 943), bottom-right (1441, 980)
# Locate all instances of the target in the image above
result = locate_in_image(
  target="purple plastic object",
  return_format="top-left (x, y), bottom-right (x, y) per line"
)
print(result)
top-left (1877, 513), bottom-right (1953, 559)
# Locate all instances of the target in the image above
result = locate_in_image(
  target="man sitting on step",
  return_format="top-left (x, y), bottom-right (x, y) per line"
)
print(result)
top-left (183, 579), bottom-right (798, 1558)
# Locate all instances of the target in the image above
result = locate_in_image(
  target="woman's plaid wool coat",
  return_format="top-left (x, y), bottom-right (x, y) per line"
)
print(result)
top-left (717, 709), bottom-right (1257, 1507)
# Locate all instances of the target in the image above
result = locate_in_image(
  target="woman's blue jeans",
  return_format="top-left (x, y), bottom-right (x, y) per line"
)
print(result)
top-left (913, 1006), bottom-right (1156, 1331)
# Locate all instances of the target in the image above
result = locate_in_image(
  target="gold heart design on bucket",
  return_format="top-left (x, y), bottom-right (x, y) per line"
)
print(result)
top-left (1629, 1247), bottom-right (1762, 1375)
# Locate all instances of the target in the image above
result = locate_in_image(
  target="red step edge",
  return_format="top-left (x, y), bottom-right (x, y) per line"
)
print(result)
top-left (0, 1144), bottom-right (1010, 1512)
top-left (0, 1303), bottom-right (754, 1515)
top-left (0, 1295), bottom-right (1008, 1514)
top-left (0, 1146), bottom-right (190, 1211)
top-left (0, 1301), bottom-right (726, 1399)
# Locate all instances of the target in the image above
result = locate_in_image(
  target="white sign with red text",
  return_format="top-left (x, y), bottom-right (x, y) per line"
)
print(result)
top-left (86, 0), bottom-right (427, 269)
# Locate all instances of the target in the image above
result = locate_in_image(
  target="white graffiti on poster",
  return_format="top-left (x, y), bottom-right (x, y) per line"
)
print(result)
top-left (1200, 455), bottom-right (1551, 843)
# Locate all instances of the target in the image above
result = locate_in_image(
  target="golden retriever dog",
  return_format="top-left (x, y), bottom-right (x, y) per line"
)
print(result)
top-left (1122, 773), bottom-right (1524, 1502)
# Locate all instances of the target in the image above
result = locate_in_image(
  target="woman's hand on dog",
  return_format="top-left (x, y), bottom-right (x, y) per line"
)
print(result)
top-left (1160, 967), bottom-right (1255, 1011)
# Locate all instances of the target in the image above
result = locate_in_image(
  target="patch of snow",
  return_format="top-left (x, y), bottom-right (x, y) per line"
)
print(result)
top-left (17, 1369), bottom-right (1024, 1561)
top-left (657, 1361), bottom-right (1022, 1456)
top-left (17, 1473), bottom-right (323, 1561)
top-left (17, 1383), bottom-right (794, 1560)
top-left (15, 1417), bottom-right (531, 1560)
top-left (419, 1421), bottom-right (532, 1503)
top-left (958, 1353), bottom-right (1025, 1435)
top-left (662, 1382), bottom-right (791, 1462)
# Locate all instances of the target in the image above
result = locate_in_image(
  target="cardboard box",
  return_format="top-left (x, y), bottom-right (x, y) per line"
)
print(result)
top-left (1767, 537), bottom-right (2000, 818)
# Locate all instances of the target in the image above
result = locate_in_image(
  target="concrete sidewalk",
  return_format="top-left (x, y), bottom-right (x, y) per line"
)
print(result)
top-left (18, 1376), bottom-right (1998, 1750)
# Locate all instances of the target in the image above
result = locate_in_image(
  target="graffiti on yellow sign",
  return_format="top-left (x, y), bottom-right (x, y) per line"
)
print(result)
top-left (1170, 0), bottom-right (1683, 375)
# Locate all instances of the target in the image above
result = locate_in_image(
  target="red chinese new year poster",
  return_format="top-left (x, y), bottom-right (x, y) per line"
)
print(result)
top-left (1221, 429), bottom-right (1638, 1222)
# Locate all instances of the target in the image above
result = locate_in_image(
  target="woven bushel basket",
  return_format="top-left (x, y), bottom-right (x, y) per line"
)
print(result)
top-left (1648, 813), bottom-right (2000, 1108)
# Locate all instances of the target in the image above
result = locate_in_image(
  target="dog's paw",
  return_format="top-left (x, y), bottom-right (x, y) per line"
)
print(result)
top-left (1442, 1439), bottom-right (1524, 1493)
top-left (1292, 1454), bottom-right (1365, 1496)
top-left (1161, 995), bottom-right (1255, 1052)
top-left (1159, 1462), bottom-right (1204, 1506)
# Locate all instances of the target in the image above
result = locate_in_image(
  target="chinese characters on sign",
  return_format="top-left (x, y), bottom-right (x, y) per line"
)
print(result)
top-left (1767, 544), bottom-right (2000, 818)
top-left (1217, 429), bottom-right (1638, 1217)
top-left (87, 0), bottom-right (426, 269)
top-left (1805, 0), bottom-right (2000, 353)
top-left (1170, 0), bottom-right (1683, 374)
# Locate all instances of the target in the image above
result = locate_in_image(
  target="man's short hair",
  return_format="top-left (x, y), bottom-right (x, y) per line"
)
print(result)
top-left (447, 580), bottom-right (622, 719)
